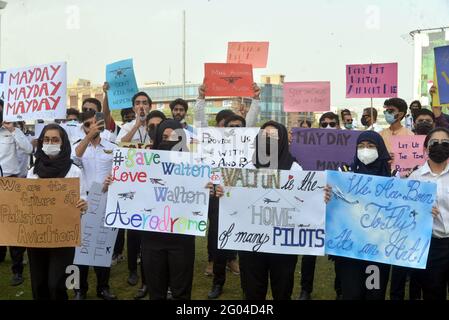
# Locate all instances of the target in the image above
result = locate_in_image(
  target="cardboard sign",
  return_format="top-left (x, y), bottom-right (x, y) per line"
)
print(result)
top-left (346, 63), bottom-right (398, 98)
top-left (325, 171), bottom-right (435, 269)
top-left (0, 178), bottom-right (81, 248)
top-left (283, 82), bottom-right (331, 112)
top-left (434, 46), bottom-right (449, 104)
top-left (391, 135), bottom-right (427, 177)
top-left (3, 62), bottom-right (67, 122)
top-left (106, 59), bottom-right (139, 110)
top-left (227, 42), bottom-right (269, 68)
top-left (204, 63), bottom-right (253, 97)
top-left (218, 169), bottom-right (326, 255)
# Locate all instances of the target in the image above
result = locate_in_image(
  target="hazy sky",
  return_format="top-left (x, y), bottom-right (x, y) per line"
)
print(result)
top-left (2, 0), bottom-right (449, 108)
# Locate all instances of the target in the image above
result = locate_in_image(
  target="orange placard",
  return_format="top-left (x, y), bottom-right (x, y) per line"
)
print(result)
top-left (227, 42), bottom-right (269, 68)
top-left (204, 63), bottom-right (254, 97)
top-left (0, 178), bottom-right (81, 248)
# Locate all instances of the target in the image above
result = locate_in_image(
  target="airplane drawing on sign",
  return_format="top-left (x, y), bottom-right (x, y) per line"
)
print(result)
top-left (220, 76), bottom-right (242, 84)
top-left (203, 148), bottom-right (214, 155)
top-left (143, 208), bottom-right (155, 213)
top-left (294, 196), bottom-right (304, 203)
top-left (150, 178), bottom-right (165, 186)
top-left (332, 186), bottom-right (359, 205)
top-left (224, 129), bottom-right (236, 137)
top-left (109, 67), bottom-right (131, 80)
top-left (410, 210), bottom-right (419, 218)
top-left (229, 211), bottom-right (238, 216)
top-left (192, 211), bottom-right (203, 216)
top-left (118, 192), bottom-right (136, 200)
top-left (263, 198), bottom-right (280, 204)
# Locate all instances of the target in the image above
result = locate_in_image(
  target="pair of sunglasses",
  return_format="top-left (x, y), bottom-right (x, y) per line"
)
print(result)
top-left (320, 122), bottom-right (337, 128)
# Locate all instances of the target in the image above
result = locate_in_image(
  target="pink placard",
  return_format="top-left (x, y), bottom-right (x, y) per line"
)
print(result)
top-left (283, 82), bottom-right (331, 112)
top-left (346, 63), bottom-right (398, 98)
top-left (391, 135), bottom-right (427, 177)
top-left (227, 42), bottom-right (269, 68)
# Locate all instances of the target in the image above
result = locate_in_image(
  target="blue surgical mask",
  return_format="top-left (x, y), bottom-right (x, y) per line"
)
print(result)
top-left (384, 111), bottom-right (397, 125)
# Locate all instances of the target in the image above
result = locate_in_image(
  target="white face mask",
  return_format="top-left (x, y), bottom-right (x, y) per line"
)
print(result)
top-left (324, 125), bottom-right (337, 130)
top-left (357, 148), bottom-right (378, 165)
top-left (42, 144), bottom-right (61, 157)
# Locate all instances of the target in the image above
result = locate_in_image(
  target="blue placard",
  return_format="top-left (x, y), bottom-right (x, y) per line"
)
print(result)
top-left (325, 170), bottom-right (436, 269)
top-left (435, 45), bottom-right (449, 105)
top-left (106, 59), bottom-right (139, 110)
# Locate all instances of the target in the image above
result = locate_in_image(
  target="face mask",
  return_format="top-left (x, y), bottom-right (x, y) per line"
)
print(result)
top-left (324, 125), bottom-right (337, 130)
top-left (344, 123), bottom-right (353, 130)
top-left (429, 144), bottom-right (449, 164)
top-left (42, 144), bottom-right (61, 157)
top-left (357, 148), bottom-right (379, 165)
top-left (415, 122), bottom-right (433, 136)
top-left (384, 112), bottom-right (397, 125)
top-left (361, 116), bottom-right (369, 127)
top-left (148, 126), bottom-right (157, 143)
top-left (158, 140), bottom-right (179, 151)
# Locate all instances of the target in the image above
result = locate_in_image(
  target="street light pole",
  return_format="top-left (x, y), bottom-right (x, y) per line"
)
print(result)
top-left (182, 10), bottom-right (186, 99)
top-left (0, 1), bottom-right (7, 68)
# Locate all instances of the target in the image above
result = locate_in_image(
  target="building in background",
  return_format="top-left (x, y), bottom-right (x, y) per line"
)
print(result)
top-left (67, 79), bottom-right (104, 110)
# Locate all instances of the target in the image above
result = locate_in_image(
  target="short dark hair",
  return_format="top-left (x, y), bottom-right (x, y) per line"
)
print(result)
top-left (66, 108), bottom-right (80, 119)
top-left (169, 98), bottom-right (188, 112)
top-left (413, 108), bottom-right (435, 123)
top-left (82, 98), bottom-right (102, 112)
top-left (81, 110), bottom-right (96, 123)
top-left (340, 109), bottom-right (351, 118)
top-left (410, 100), bottom-right (422, 109)
top-left (146, 110), bottom-right (167, 122)
top-left (120, 107), bottom-right (134, 118)
top-left (132, 92), bottom-right (152, 107)
top-left (216, 109), bottom-right (235, 125)
top-left (424, 127), bottom-right (449, 148)
top-left (319, 112), bottom-right (339, 125)
top-left (384, 98), bottom-right (408, 118)
top-left (299, 120), bottom-right (312, 128)
top-left (363, 108), bottom-right (378, 121)
top-left (224, 114), bottom-right (246, 127)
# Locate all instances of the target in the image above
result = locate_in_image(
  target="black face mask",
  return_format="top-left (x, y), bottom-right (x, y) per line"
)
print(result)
top-left (158, 140), bottom-right (179, 151)
top-left (429, 143), bottom-right (449, 164)
top-left (361, 116), bottom-right (369, 127)
top-left (415, 122), bottom-right (433, 136)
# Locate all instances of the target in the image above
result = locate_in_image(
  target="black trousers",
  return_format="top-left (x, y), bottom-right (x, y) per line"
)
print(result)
top-left (421, 237), bottom-right (449, 300)
top-left (390, 265), bottom-right (422, 300)
top-left (0, 246), bottom-right (25, 274)
top-left (27, 247), bottom-right (75, 300)
top-left (335, 257), bottom-right (390, 300)
top-left (300, 255), bottom-right (317, 294)
top-left (141, 233), bottom-right (195, 300)
top-left (127, 229), bottom-right (146, 284)
top-left (239, 251), bottom-right (297, 300)
top-left (75, 265), bottom-right (111, 294)
top-left (114, 229), bottom-right (125, 256)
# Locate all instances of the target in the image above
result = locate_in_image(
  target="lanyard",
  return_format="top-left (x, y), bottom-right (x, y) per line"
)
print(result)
top-left (137, 127), bottom-right (148, 144)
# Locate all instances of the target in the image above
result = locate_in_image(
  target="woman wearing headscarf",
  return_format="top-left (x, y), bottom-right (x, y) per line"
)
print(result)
top-left (26, 123), bottom-right (87, 300)
top-left (325, 130), bottom-right (392, 300)
top-left (140, 119), bottom-right (194, 300)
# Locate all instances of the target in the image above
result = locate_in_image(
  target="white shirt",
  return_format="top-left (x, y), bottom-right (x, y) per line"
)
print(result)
top-left (115, 120), bottom-right (150, 144)
top-left (408, 161), bottom-right (449, 238)
top-left (71, 138), bottom-right (116, 191)
top-left (366, 123), bottom-right (383, 133)
top-left (27, 164), bottom-right (87, 200)
top-left (0, 127), bottom-right (33, 177)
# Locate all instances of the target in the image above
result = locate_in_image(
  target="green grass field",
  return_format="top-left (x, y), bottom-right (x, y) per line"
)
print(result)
top-left (0, 237), bottom-right (339, 300)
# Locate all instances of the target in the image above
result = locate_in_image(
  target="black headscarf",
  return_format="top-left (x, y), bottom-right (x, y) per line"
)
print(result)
top-left (152, 119), bottom-right (189, 152)
top-left (352, 130), bottom-right (391, 177)
top-left (252, 121), bottom-right (296, 170)
top-left (33, 124), bottom-right (73, 178)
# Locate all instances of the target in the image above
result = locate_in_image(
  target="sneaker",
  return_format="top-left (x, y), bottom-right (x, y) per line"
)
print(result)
top-left (207, 285), bottom-right (223, 299)
top-left (204, 261), bottom-right (213, 276)
top-left (298, 290), bottom-right (311, 300)
top-left (10, 273), bottom-right (23, 286)
top-left (134, 285), bottom-right (148, 300)
top-left (226, 259), bottom-right (240, 275)
top-left (127, 272), bottom-right (138, 286)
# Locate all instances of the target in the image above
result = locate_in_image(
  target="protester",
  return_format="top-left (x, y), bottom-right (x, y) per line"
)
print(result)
top-left (66, 108), bottom-right (80, 123)
top-left (405, 100), bottom-right (422, 130)
top-left (341, 109), bottom-right (354, 130)
top-left (319, 112), bottom-right (340, 129)
top-left (361, 108), bottom-right (382, 132)
top-left (26, 124), bottom-right (87, 300)
top-left (413, 108), bottom-right (436, 136)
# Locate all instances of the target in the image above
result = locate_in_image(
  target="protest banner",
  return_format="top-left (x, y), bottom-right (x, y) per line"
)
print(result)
top-left (106, 59), bottom-right (139, 110)
top-left (204, 63), bottom-right (253, 97)
top-left (196, 127), bottom-right (259, 168)
top-left (227, 42), bottom-right (269, 68)
top-left (74, 183), bottom-right (118, 267)
top-left (283, 82), bottom-right (331, 112)
top-left (346, 63), bottom-right (398, 98)
top-left (105, 148), bottom-right (211, 236)
top-left (290, 128), bottom-right (362, 171)
top-left (325, 171), bottom-right (435, 269)
top-left (218, 168), bottom-right (326, 255)
top-left (0, 178), bottom-right (80, 248)
top-left (3, 62), bottom-right (67, 122)
top-left (434, 46), bottom-right (449, 104)
top-left (391, 135), bottom-right (427, 177)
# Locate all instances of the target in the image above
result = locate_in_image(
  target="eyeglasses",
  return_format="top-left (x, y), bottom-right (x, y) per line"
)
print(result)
top-left (320, 122), bottom-right (337, 128)
top-left (42, 137), bottom-right (61, 144)
top-left (428, 139), bottom-right (449, 148)
top-left (416, 119), bottom-right (433, 125)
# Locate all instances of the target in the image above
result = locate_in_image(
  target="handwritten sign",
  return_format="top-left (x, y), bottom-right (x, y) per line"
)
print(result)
top-left (3, 62), bottom-right (67, 122)
top-left (118, 142), bottom-right (152, 150)
top-left (106, 59), bottom-right (139, 110)
top-left (325, 171), bottom-right (435, 269)
top-left (218, 169), bottom-right (326, 255)
top-left (346, 63), bottom-right (398, 98)
top-left (0, 178), bottom-right (80, 248)
top-left (227, 42), bottom-right (269, 68)
top-left (290, 129), bottom-right (362, 171)
top-left (196, 128), bottom-right (259, 168)
top-left (435, 46), bottom-right (449, 104)
top-left (74, 183), bottom-right (118, 267)
top-left (283, 82), bottom-right (331, 112)
top-left (204, 63), bottom-right (253, 97)
top-left (105, 148), bottom-right (211, 236)
top-left (391, 136), bottom-right (427, 177)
